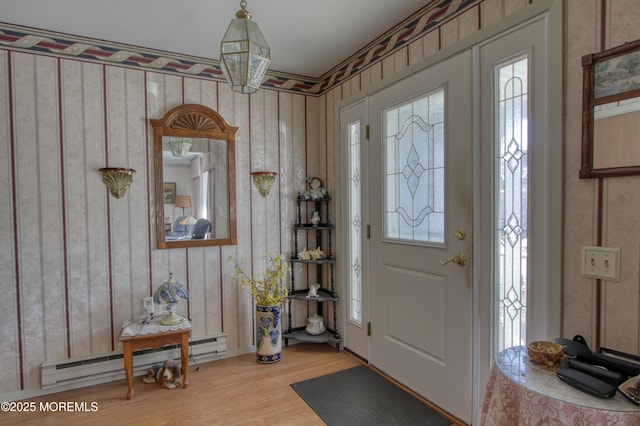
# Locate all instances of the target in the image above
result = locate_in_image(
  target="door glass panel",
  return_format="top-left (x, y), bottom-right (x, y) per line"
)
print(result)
top-left (383, 89), bottom-right (445, 244)
top-left (496, 57), bottom-right (528, 351)
top-left (348, 121), bottom-right (362, 325)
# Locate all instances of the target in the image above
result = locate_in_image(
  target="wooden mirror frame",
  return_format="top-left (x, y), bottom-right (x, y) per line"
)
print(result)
top-left (580, 38), bottom-right (640, 178)
top-left (152, 104), bottom-right (238, 248)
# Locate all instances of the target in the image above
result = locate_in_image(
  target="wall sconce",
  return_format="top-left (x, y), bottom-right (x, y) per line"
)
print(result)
top-left (99, 167), bottom-right (136, 199)
top-left (251, 171), bottom-right (277, 197)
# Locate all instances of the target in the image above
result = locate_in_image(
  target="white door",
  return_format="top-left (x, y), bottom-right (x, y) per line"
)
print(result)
top-left (368, 50), bottom-right (473, 422)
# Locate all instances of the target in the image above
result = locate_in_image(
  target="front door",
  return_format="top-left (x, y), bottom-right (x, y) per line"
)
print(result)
top-left (368, 50), bottom-right (473, 423)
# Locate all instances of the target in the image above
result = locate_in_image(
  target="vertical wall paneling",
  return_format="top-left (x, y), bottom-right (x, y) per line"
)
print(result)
top-left (0, 50), bottom-right (22, 393)
top-left (279, 92), bottom-right (305, 326)
top-left (13, 52), bottom-right (59, 389)
top-left (562, 0), bottom-right (599, 343)
top-left (597, 1), bottom-right (640, 352)
top-left (84, 63), bottom-right (111, 355)
top-left (217, 85), bottom-right (251, 350)
top-left (38, 54), bottom-right (67, 367)
top-left (61, 59), bottom-right (88, 357)
top-left (104, 67), bottom-right (142, 342)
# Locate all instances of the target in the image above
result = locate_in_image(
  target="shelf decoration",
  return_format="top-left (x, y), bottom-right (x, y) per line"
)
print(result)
top-left (99, 167), bottom-right (136, 199)
top-left (251, 171), bottom-right (278, 197)
top-left (298, 247), bottom-right (325, 260)
top-left (302, 175), bottom-right (327, 200)
top-left (230, 253), bottom-right (290, 363)
top-left (306, 283), bottom-right (320, 298)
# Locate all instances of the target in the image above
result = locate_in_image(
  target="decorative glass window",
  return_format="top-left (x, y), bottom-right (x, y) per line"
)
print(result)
top-left (348, 121), bottom-right (362, 325)
top-left (383, 89), bottom-right (445, 244)
top-left (496, 57), bottom-right (529, 351)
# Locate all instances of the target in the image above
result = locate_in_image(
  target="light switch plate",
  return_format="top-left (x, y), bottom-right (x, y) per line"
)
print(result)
top-left (581, 246), bottom-right (620, 281)
top-left (142, 296), bottom-right (154, 314)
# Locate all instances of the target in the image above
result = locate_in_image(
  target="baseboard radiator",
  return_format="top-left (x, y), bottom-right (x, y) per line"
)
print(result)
top-left (41, 334), bottom-right (227, 391)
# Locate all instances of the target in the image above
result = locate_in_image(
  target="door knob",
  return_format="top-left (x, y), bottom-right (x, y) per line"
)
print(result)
top-left (440, 252), bottom-right (467, 266)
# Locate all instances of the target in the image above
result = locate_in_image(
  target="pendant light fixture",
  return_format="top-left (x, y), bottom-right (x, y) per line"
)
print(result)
top-left (220, 0), bottom-right (270, 94)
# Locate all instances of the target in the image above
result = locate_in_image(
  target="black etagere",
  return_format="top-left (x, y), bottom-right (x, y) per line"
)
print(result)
top-left (284, 193), bottom-right (341, 349)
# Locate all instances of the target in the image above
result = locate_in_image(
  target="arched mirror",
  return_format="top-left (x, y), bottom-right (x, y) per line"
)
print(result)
top-left (152, 104), bottom-right (237, 248)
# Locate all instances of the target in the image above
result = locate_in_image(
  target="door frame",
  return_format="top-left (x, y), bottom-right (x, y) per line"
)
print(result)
top-left (334, 1), bottom-right (562, 423)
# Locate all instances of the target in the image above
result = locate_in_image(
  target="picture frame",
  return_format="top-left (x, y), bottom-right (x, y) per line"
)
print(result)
top-left (163, 182), bottom-right (176, 204)
top-left (581, 38), bottom-right (640, 178)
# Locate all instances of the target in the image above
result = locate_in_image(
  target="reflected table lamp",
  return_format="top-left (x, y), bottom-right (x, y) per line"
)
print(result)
top-left (175, 195), bottom-right (192, 216)
top-left (154, 273), bottom-right (189, 325)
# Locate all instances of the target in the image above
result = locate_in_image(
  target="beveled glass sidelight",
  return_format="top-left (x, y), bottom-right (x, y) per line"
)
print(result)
top-left (151, 104), bottom-right (238, 249)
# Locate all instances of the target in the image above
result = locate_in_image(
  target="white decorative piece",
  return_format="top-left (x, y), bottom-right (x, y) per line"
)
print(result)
top-left (298, 247), bottom-right (326, 261)
top-left (310, 247), bottom-right (325, 260)
top-left (311, 211), bottom-right (321, 226)
top-left (306, 314), bottom-right (326, 335)
top-left (298, 249), bottom-right (311, 260)
top-left (307, 283), bottom-right (320, 298)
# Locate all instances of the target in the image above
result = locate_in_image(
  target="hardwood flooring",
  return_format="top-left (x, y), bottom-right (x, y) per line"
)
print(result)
top-left (1, 343), bottom-right (463, 425)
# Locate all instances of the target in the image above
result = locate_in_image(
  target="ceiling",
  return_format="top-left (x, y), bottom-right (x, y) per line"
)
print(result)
top-left (1, 0), bottom-right (433, 78)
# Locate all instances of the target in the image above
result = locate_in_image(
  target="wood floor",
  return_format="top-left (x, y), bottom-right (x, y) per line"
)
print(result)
top-left (1, 343), bottom-right (463, 425)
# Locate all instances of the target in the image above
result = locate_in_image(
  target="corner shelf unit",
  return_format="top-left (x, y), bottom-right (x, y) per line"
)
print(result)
top-left (284, 193), bottom-right (341, 349)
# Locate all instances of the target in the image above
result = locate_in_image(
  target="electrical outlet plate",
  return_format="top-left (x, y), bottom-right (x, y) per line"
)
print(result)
top-left (581, 246), bottom-right (620, 281)
top-left (142, 296), bottom-right (154, 313)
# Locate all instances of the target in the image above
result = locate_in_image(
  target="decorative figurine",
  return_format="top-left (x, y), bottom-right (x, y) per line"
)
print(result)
top-left (306, 314), bottom-right (326, 335)
top-left (311, 211), bottom-right (321, 226)
top-left (303, 176), bottom-right (327, 200)
top-left (307, 283), bottom-right (320, 298)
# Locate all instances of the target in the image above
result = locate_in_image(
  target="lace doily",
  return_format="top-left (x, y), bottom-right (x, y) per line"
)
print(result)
top-left (120, 318), bottom-right (192, 337)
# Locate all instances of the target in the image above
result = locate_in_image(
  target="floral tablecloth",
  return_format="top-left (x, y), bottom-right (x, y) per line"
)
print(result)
top-left (479, 346), bottom-right (640, 425)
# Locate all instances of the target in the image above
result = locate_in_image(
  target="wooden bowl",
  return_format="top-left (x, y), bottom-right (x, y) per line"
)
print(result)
top-left (527, 341), bottom-right (564, 367)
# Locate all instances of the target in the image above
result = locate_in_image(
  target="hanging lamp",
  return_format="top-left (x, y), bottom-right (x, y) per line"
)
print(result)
top-left (220, 0), bottom-right (270, 94)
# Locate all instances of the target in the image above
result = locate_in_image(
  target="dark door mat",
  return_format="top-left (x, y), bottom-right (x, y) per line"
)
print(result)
top-left (290, 365), bottom-right (451, 425)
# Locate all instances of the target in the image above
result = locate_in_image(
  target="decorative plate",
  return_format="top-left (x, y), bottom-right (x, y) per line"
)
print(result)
top-left (619, 375), bottom-right (640, 404)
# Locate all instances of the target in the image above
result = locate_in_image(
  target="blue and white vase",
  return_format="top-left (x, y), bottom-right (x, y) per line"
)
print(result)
top-left (255, 305), bottom-right (282, 363)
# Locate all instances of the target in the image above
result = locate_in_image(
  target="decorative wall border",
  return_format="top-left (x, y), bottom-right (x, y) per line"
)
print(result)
top-left (0, 0), bottom-right (477, 95)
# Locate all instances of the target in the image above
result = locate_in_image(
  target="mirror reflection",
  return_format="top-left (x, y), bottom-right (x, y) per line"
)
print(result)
top-left (593, 97), bottom-right (640, 169)
top-left (163, 137), bottom-right (229, 241)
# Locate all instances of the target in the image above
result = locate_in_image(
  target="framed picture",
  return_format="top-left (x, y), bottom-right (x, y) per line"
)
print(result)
top-left (581, 38), bottom-right (640, 178)
top-left (163, 182), bottom-right (176, 204)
